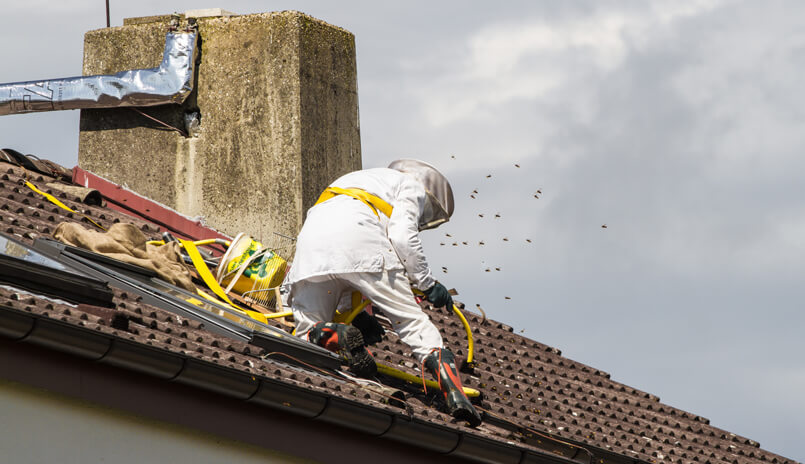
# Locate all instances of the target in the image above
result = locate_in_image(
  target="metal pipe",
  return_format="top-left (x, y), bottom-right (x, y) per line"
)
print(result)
top-left (0, 30), bottom-right (198, 116)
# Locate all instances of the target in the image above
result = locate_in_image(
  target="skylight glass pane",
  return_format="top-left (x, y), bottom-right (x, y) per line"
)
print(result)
top-left (0, 234), bottom-right (70, 272)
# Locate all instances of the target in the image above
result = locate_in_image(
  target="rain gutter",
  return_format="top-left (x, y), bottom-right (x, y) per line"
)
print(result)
top-left (0, 304), bottom-right (579, 464)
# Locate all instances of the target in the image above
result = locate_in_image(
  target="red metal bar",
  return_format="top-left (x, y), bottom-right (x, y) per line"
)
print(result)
top-left (72, 167), bottom-right (231, 247)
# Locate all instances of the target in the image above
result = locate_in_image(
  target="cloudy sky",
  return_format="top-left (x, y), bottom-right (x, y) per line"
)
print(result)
top-left (1, 1), bottom-right (803, 460)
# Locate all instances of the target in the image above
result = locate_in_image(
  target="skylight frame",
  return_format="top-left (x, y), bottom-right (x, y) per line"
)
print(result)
top-left (0, 232), bottom-right (114, 307)
top-left (32, 237), bottom-right (341, 370)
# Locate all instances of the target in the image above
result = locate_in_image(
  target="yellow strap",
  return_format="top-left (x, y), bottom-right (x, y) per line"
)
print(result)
top-left (315, 187), bottom-right (393, 218)
top-left (25, 181), bottom-right (106, 231)
top-left (180, 239), bottom-right (268, 324)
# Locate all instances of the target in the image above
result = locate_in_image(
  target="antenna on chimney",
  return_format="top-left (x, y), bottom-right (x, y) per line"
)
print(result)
top-left (105, 0), bottom-right (110, 27)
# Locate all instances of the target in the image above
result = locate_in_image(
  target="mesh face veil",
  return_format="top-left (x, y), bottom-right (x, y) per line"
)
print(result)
top-left (388, 159), bottom-right (454, 230)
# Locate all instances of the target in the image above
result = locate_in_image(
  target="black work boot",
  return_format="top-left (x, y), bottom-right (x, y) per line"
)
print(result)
top-left (308, 322), bottom-right (377, 378)
top-left (424, 348), bottom-right (483, 427)
top-left (351, 310), bottom-right (386, 345)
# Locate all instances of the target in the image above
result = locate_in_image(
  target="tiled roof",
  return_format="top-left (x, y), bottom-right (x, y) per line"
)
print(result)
top-left (0, 162), bottom-right (797, 464)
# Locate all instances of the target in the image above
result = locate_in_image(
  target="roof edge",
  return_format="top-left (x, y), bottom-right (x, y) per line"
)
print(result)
top-left (0, 303), bottom-right (582, 464)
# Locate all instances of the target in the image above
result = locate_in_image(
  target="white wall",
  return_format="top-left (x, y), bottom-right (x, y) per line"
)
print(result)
top-left (0, 378), bottom-right (312, 464)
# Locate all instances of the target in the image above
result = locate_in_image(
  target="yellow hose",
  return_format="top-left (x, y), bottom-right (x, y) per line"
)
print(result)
top-left (147, 238), bottom-right (232, 247)
top-left (333, 298), bottom-right (371, 324)
top-left (412, 289), bottom-right (474, 365)
top-left (331, 290), bottom-right (478, 395)
top-left (336, 291), bottom-right (473, 363)
top-left (376, 363), bottom-right (480, 397)
top-left (192, 238), bottom-right (231, 247)
top-left (263, 310), bottom-right (294, 319)
top-left (451, 303), bottom-right (474, 364)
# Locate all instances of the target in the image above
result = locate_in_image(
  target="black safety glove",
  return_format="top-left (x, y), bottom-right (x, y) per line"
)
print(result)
top-left (351, 311), bottom-right (386, 345)
top-left (423, 282), bottom-right (454, 309)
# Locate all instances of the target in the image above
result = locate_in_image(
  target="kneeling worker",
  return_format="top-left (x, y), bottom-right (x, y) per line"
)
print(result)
top-left (284, 159), bottom-right (482, 426)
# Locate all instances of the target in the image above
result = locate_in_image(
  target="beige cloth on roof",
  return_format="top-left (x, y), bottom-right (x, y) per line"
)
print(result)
top-left (53, 222), bottom-right (196, 292)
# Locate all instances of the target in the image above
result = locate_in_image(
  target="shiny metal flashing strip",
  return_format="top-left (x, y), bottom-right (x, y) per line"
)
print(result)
top-left (0, 31), bottom-right (198, 116)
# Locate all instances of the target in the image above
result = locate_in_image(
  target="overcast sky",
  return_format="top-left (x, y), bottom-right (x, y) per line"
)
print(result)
top-left (1, 1), bottom-right (802, 460)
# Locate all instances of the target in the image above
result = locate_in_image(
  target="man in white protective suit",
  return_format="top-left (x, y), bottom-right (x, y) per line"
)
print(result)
top-left (284, 159), bottom-right (482, 426)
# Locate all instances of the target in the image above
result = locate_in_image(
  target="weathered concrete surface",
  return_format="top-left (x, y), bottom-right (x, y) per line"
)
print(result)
top-left (78, 11), bottom-right (361, 240)
top-left (185, 9), bottom-right (236, 19)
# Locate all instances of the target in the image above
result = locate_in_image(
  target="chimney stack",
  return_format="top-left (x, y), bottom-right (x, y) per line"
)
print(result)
top-left (78, 10), bottom-right (361, 240)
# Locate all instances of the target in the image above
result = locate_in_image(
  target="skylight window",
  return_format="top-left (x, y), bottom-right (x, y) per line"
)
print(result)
top-left (0, 232), bottom-right (114, 307)
top-left (32, 237), bottom-right (340, 370)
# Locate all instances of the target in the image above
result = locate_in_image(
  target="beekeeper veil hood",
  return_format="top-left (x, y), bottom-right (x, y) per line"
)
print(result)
top-left (388, 159), bottom-right (454, 230)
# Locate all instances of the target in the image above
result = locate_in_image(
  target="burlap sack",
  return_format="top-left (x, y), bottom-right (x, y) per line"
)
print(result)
top-left (53, 222), bottom-right (196, 292)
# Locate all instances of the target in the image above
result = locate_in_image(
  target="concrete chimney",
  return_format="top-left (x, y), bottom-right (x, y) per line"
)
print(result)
top-left (78, 11), bottom-right (361, 240)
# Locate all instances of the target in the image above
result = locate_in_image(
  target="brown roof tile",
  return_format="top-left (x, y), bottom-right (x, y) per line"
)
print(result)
top-left (0, 161), bottom-right (798, 464)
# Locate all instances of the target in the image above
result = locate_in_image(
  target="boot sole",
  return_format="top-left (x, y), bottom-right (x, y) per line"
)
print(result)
top-left (446, 391), bottom-right (482, 427)
top-left (341, 326), bottom-right (377, 378)
top-left (452, 406), bottom-right (482, 428)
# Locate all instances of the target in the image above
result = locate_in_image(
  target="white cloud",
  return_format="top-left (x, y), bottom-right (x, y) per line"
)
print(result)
top-left (414, 0), bottom-right (725, 127)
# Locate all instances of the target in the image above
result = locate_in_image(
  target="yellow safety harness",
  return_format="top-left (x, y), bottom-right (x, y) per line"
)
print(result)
top-left (315, 186), bottom-right (393, 218)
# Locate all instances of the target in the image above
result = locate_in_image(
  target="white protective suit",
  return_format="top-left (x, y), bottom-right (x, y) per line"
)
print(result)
top-left (285, 167), bottom-right (446, 361)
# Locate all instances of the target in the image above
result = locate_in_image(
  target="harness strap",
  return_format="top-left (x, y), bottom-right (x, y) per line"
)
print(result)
top-left (315, 186), bottom-right (393, 218)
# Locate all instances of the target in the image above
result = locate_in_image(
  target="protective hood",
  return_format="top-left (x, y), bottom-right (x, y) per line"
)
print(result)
top-left (388, 159), bottom-right (454, 230)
